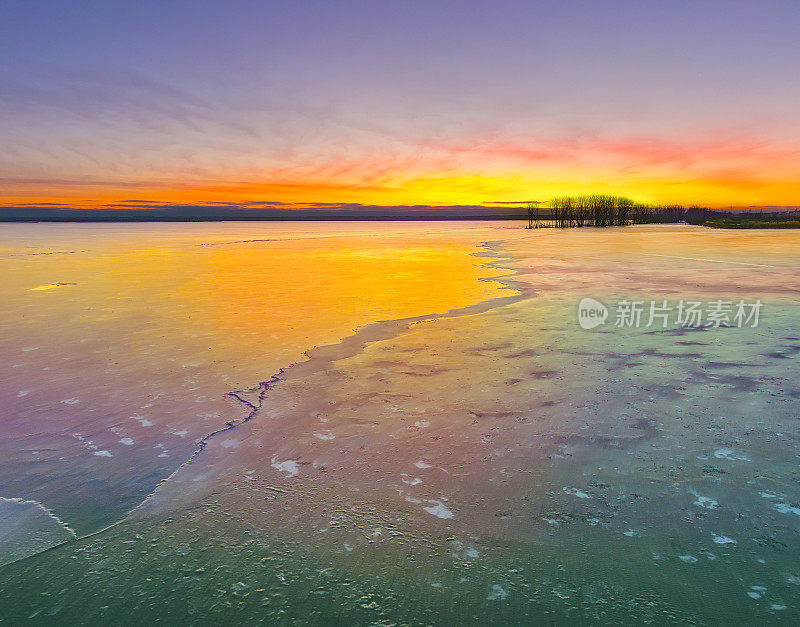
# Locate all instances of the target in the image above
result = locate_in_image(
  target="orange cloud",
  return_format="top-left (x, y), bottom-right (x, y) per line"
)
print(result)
top-left (3, 131), bottom-right (799, 209)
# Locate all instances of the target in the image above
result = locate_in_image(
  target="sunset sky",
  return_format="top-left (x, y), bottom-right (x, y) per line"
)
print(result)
top-left (2, 1), bottom-right (799, 210)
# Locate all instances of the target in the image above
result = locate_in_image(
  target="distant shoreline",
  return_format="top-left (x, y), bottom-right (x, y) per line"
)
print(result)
top-left (0, 217), bottom-right (526, 223)
top-left (702, 219), bottom-right (800, 229)
top-left (2, 206), bottom-right (797, 226)
top-left (0, 207), bottom-right (528, 223)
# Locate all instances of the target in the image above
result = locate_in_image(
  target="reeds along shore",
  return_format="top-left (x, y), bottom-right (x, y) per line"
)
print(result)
top-left (524, 195), bottom-right (800, 229)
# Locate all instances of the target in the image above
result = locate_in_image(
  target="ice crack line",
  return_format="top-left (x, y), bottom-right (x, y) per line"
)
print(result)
top-left (0, 496), bottom-right (78, 538)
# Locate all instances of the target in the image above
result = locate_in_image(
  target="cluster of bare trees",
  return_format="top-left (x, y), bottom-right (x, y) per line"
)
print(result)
top-left (525, 196), bottom-right (715, 229)
top-left (550, 195), bottom-right (635, 227)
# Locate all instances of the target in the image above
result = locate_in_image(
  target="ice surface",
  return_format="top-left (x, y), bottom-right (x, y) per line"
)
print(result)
top-left (1, 223), bottom-right (799, 624)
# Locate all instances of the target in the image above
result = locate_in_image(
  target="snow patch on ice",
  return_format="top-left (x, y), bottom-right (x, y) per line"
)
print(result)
top-left (690, 492), bottom-right (718, 509)
top-left (271, 457), bottom-right (299, 477)
top-left (713, 448), bottom-right (750, 462)
top-left (563, 487), bottom-right (591, 499)
top-left (423, 500), bottom-right (454, 519)
top-left (774, 503), bottom-right (800, 517)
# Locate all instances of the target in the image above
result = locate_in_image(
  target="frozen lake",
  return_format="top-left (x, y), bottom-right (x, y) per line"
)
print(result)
top-left (1, 222), bottom-right (799, 623)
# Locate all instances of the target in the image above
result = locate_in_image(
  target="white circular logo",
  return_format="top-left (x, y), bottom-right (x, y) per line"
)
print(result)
top-left (578, 297), bottom-right (608, 329)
